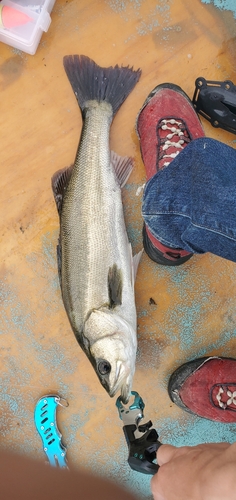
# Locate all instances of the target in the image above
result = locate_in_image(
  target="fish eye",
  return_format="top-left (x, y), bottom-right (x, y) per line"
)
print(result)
top-left (98, 360), bottom-right (111, 376)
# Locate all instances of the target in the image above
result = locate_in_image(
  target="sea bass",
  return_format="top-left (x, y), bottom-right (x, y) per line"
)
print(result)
top-left (52, 55), bottom-right (142, 403)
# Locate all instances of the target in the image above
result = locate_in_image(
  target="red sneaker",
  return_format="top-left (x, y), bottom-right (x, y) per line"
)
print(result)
top-left (168, 357), bottom-right (236, 423)
top-left (136, 83), bottom-right (205, 266)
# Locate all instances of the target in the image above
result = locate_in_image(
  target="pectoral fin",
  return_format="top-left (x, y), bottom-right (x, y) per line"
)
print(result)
top-left (132, 249), bottom-right (143, 287)
top-left (51, 164), bottom-right (74, 216)
top-left (108, 264), bottom-right (123, 308)
top-left (127, 243), bottom-right (143, 289)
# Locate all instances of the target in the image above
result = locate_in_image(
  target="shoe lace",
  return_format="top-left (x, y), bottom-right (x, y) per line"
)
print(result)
top-left (216, 386), bottom-right (236, 409)
top-left (158, 118), bottom-right (191, 167)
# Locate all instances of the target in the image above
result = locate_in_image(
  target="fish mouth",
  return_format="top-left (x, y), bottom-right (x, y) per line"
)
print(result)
top-left (108, 361), bottom-right (131, 403)
top-left (108, 383), bottom-right (130, 403)
top-left (119, 382), bottom-right (131, 404)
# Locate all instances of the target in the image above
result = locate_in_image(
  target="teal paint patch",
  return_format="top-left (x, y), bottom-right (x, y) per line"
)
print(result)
top-left (1, 393), bottom-right (19, 414)
top-left (138, 309), bottom-right (148, 318)
top-left (125, 222), bottom-right (141, 250)
top-left (63, 409), bottom-right (91, 447)
top-left (191, 327), bottom-right (236, 358)
top-left (136, 337), bottom-right (164, 369)
top-left (0, 383), bottom-right (35, 453)
top-left (157, 413), bottom-right (236, 448)
top-left (201, 0), bottom-right (236, 18)
top-left (153, 266), bottom-right (209, 352)
top-left (0, 279), bottom-right (34, 336)
top-left (0, 263), bottom-right (80, 411)
top-left (137, 18), bottom-right (160, 36)
top-left (105, 0), bottom-right (172, 44)
top-left (26, 230), bottom-right (60, 296)
top-left (136, 3), bottom-right (170, 36)
top-left (0, 278), bottom-right (77, 376)
top-left (105, 0), bottom-right (144, 14)
top-left (32, 339), bottom-right (77, 374)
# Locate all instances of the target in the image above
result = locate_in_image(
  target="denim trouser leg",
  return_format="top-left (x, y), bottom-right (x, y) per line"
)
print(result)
top-left (142, 137), bottom-right (236, 263)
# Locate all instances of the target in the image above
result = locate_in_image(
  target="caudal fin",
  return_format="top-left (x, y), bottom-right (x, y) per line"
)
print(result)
top-left (63, 54), bottom-right (141, 116)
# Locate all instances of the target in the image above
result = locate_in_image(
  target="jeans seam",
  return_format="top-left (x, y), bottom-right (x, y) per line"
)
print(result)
top-left (143, 211), bottom-right (236, 242)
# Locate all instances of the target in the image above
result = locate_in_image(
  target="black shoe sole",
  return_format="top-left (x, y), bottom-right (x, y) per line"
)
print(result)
top-left (143, 224), bottom-right (193, 266)
top-left (168, 357), bottom-right (211, 415)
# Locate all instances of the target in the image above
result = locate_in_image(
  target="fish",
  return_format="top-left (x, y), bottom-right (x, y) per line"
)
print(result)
top-left (52, 55), bottom-right (142, 403)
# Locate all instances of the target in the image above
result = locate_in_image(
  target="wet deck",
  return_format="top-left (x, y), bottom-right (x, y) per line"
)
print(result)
top-left (1, 1), bottom-right (236, 498)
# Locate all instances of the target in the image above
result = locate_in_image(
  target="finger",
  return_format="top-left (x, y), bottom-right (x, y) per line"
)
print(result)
top-left (156, 445), bottom-right (178, 466)
top-left (157, 444), bottom-right (192, 465)
top-left (198, 442), bottom-right (230, 450)
top-left (157, 442), bottom-right (231, 468)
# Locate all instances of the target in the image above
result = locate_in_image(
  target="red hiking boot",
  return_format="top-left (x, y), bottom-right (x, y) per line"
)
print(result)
top-left (168, 357), bottom-right (236, 423)
top-left (136, 83), bottom-right (205, 266)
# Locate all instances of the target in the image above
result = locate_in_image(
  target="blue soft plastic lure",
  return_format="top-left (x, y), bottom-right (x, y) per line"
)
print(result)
top-left (34, 394), bottom-right (68, 468)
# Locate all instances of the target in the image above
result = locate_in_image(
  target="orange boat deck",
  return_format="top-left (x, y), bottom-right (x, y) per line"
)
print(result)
top-left (1, 1), bottom-right (236, 498)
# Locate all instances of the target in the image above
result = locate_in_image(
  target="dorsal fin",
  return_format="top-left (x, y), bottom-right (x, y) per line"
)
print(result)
top-left (51, 164), bottom-right (74, 216)
top-left (108, 264), bottom-right (123, 308)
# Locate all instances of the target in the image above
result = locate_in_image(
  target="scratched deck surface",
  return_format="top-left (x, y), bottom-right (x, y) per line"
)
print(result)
top-left (1, 0), bottom-right (236, 498)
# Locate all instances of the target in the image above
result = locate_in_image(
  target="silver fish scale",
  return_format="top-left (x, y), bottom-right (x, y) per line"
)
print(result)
top-left (60, 101), bottom-right (136, 339)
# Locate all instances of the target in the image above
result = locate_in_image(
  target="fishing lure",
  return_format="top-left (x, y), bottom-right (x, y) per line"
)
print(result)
top-left (34, 394), bottom-right (68, 468)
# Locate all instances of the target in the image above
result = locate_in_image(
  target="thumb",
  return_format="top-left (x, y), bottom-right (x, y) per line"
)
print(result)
top-left (157, 444), bottom-right (179, 466)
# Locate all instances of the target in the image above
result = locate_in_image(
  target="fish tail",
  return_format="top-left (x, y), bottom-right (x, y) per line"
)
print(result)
top-left (63, 55), bottom-right (141, 116)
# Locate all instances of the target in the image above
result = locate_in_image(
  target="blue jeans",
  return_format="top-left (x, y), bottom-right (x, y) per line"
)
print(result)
top-left (142, 137), bottom-right (236, 263)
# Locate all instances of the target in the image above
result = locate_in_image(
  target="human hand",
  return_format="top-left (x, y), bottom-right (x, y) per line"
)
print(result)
top-left (151, 442), bottom-right (236, 500)
top-left (0, 449), bottom-right (137, 500)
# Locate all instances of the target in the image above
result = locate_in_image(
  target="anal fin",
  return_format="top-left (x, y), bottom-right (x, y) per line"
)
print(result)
top-left (110, 151), bottom-right (134, 188)
top-left (51, 164), bottom-right (74, 216)
top-left (57, 240), bottom-right (62, 290)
